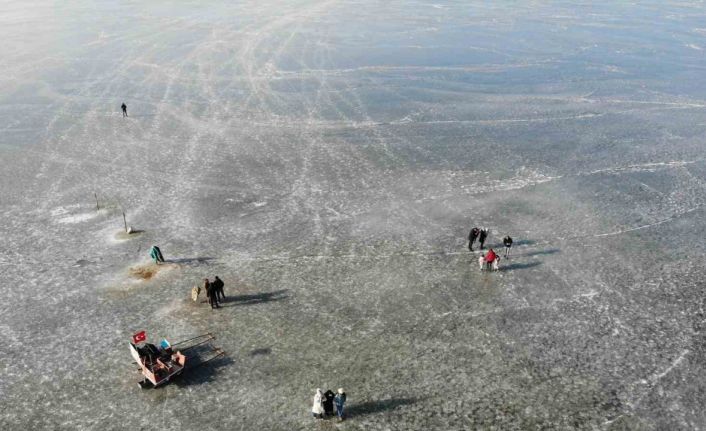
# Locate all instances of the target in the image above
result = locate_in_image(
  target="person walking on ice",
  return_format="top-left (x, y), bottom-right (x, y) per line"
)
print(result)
top-left (334, 388), bottom-right (346, 421)
top-left (503, 235), bottom-right (513, 258)
top-left (121, 102), bottom-right (128, 117)
top-left (312, 388), bottom-right (325, 419)
top-left (479, 228), bottom-right (489, 250)
top-left (468, 227), bottom-right (480, 251)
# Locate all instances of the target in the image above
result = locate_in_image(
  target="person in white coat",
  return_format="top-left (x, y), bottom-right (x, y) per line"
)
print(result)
top-left (478, 253), bottom-right (485, 271)
top-left (492, 255), bottom-right (500, 271)
top-left (311, 388), bottom-right (325, 419)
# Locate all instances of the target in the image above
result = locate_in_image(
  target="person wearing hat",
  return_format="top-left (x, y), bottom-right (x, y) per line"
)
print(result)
top-left (311, 388), bottom-right (325, 419)
top-left (334, 388), bottom-right (347, 421)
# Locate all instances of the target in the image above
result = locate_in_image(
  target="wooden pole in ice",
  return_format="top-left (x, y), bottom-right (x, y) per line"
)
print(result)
top-left (122, 211), bottom-right (128, 233)
top-left (94, 192), bottom-right (99, 211)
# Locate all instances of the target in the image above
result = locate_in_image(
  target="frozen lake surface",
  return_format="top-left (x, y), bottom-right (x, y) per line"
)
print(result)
top-left (2, 1), bottom-right (706, 429)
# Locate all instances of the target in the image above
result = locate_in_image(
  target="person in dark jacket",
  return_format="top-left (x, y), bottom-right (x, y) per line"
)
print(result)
top-left (334, 388), bottom-right (347, 421)
top-left (503, 235), bottom-right (513, 258)
top-left (212, 276), bottom-right (225, 301)
top-left (479, 228), bottom-right (488, 250)
top-left (468, 227), bottom-right (480, 251)
top-left (121, 102), bottom-right (128, 117)
top-left (323, 389), bottom-right (335, 417)
top-left (205, 278), bottom-right (218, 309)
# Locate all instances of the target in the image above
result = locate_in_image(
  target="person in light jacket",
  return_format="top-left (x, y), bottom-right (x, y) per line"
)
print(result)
top-left (334, 388), bottom-right (347, 421)
top-left (311, 388), bottom-right (325, 419)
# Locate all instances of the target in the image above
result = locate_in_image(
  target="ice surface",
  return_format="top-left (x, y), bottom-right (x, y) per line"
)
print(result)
top-left (1, 1), bottom-right (706, 429)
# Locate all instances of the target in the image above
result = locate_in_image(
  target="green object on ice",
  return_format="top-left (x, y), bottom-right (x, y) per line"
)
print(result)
top-left (150, 245), bottom-right (164, 263)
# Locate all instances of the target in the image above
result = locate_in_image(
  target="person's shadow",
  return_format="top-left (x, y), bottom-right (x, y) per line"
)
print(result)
top-left (221, 289), bottom-right (289, 307)
top-left (501, 261), bottom-right (542, 271)
top-left (516, 248), bottom-right (560, 257)
top-left (346, 397), bottom-right (420, 417)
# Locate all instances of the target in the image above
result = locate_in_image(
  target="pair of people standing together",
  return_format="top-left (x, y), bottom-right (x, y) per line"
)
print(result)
top-left (203, 276), bottom-right (225, 309)
top-left (468, 227), bottom-right (489, 251)
top-left (312, 388), bottom-right (346, 421)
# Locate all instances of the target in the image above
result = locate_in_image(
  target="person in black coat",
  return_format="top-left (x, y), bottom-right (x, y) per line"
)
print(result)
top-left (121, 102), bottom-right (128, 117)
top-left (479, 228), bottom-right (489, 250)
top-left (212, 276), bottom-right (225, 301)
top-left (503, 235), bottom-right (513, 258)
top-left (323, 389), bottom-right (335, 417)
top-left (468, 227), bottom-right (480, 251)
top-left (205, 279), bottom-right (218, 309)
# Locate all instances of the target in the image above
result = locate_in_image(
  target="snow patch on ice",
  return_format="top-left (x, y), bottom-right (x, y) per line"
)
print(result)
top-left (52, 205), bottom-right (108, 224)
top-left (50, 205), bottom-right (81, 217)
top-left (56, 212), bottom-right (100, 224)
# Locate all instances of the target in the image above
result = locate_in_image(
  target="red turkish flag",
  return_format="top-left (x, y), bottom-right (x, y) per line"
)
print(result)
top-left (132, 331), bottom-right (146, 344)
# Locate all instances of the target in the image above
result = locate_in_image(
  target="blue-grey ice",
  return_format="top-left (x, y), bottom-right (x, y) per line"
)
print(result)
top-left (2, 1), bottom-right (706, 429)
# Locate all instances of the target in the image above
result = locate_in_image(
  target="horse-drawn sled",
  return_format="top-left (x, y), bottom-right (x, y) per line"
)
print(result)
top-left (129, 331), bottom-right (225, 389)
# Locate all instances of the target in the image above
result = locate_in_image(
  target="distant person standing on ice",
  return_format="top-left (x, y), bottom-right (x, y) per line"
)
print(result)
top-left (334, 388), bottom-right (347, 421)
top-left (121, 102), bottom-right (128, 117)
top-left (205, 278), bottom-right (218, 309)
top-left (312, 388), bottom-right (325, 419)
top-left (212, 276), bottom-right (225, 301)
top-left (468, 227), bottom-right (480, 251)
top-left (479, 228), bottom-right (489, 250)
top-left (478, 253), bottom-right (485, 271)
top-left (323, 389), bottom-right (335, 417)
top-left (503, 235), bottom-right (513, 258)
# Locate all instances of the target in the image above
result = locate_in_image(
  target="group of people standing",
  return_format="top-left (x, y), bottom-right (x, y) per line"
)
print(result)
top-left (197, 276), bottom-right (225, 309)
top-left (468, 227), bottom-right (514, 272)
top-left (479, 249), bottom-right (501, 271)
top-left (312, 388), bottom-right (347, 421)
